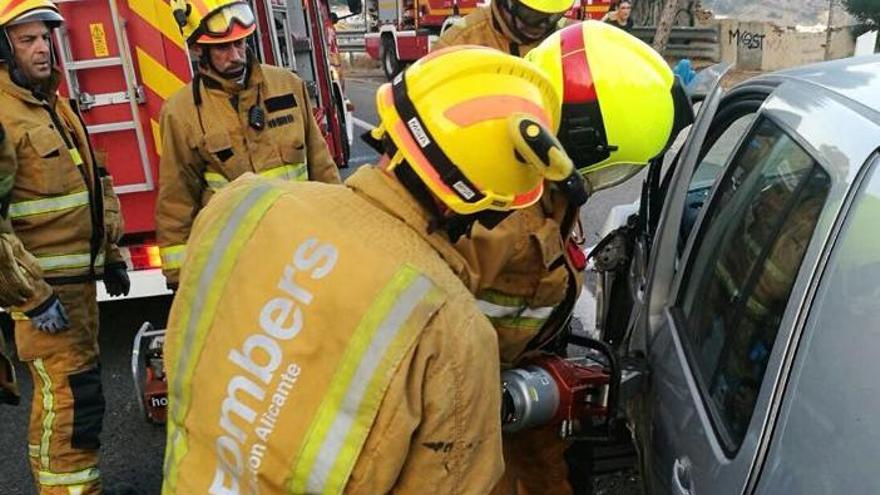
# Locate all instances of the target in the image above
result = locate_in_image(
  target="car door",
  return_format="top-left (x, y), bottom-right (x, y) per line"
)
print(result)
top-left (633, 70), bottom-right (880, 495)
top-left (753, 156), bottom-right (880, 495)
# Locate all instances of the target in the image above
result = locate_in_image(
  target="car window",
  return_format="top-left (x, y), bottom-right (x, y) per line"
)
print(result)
top-left (757, 157), bottom-right (880, 494)
top-left (675, 117), bottom-right (831, 451)
top-left (679, 113), bottom-right (757, 251)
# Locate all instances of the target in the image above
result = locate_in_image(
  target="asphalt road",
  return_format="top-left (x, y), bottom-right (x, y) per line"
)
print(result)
top-left (0, 70), bottom-right (643, 494)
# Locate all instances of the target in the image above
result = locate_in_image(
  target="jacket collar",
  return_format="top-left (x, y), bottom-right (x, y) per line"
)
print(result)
top-left (199, 59), bottom-right (263, 96)
top-left (0, 64), bottom-right (60, 106)
top-left (345, 165), bottom-right (479, 291)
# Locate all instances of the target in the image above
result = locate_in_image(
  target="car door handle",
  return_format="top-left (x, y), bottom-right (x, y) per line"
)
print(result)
top-left (672, 457), bottom-right (694, 495)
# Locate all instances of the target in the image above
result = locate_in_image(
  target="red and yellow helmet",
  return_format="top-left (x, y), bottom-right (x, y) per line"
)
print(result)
top-left (527, 21), bottom-right (677, 189)
top-left (375, 46), bottom-right (573, 215)
top-left (170, 0), bottom-right (256, 45)
top-left (0, 0), bottom-right (63, 28)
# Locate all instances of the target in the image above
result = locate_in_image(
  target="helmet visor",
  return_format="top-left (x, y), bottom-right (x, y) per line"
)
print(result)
top-left (202, 3), bottom-right (255, 39)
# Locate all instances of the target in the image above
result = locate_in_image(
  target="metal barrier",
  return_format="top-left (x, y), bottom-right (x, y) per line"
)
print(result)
top-left (334, 25), bottom-right (721, 60)
top-left (631, 26), bottom-right (721, 62)
top-left (338, 30), bottom-right (367, 52)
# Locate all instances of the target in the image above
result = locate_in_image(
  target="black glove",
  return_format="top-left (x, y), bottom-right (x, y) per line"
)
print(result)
top-left (25, 294), bottom-right (70, 334)
top-left (104, 263), bottom-right (131, 297)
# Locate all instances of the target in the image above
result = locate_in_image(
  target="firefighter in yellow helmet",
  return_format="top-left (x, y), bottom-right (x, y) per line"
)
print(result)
top-left (527, 21), bottom-right (679, 189)
top-left (460, 21), bottom-right (681, 495)
top-left (156, 0), bottom-right (341, 288)
top-left (432, 0), bottom-right (573, 56)
top-left (0, 1), bottom-right (132, 493)
top-left (161, 46), bottom-right (584, 494)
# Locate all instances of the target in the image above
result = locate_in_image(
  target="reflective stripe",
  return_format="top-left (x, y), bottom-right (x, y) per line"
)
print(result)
top-left (164, 183), bottom-right (285, 491)
top-left (68, 148), bottom-right (84, 166)
top-left (260, 163), bottom-right (308, 182)
top-left (160, 245), bottom-right (187, 270)
top-left (203, 171), bottom-right (227, 191)
top-left (476, 300), bottom-right (554, 320)
top-left (68, 486), bottom-right (85, 495)
top-left (38, 467), bottom-right (100, 486)
top-left (291, 266), bottom-right (444, 494)
top-left (33, 359), bottom-right (55, 470)
top-left (28, 444), bottom-right (40, 458)
top-left (203, 163), bottom-right (309, 192)
top-left (36, 252), bottom-right (104, 272)
top-left (9, 191), bottom-right (90, 219)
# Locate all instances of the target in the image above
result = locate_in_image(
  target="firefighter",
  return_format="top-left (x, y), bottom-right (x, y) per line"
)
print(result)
top-left (494, 21), bottom-right (680, 495)
top-left (161, 46), bottom-right (580, 494)
top-left (432, 0), bottom-right (572, 56)
top-left (0, 0), bottom-right (131, 492)
top-left (156, 0), bottom-right (341, 288)
top-left (431, 1), bottom-right (581, 493)
top-left (449, 20), bottom-right (680, 495)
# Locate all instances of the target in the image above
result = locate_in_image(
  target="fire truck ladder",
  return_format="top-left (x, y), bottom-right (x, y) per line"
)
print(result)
top-left (264, 0), bottom-right (331, 110)
top-left (54, 0), bottom-right (154, 194)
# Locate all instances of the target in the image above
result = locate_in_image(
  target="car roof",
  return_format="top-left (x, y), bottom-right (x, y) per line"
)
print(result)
top-left (744, 55), bottom-right (880, 120)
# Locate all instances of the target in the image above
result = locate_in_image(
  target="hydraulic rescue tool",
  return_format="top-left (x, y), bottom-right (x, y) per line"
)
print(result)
top-left (501, 336), bottom-right (640, 440)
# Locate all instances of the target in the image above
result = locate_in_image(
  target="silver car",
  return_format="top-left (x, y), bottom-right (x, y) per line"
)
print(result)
top-left (595, 55), bottom-right (880, 494)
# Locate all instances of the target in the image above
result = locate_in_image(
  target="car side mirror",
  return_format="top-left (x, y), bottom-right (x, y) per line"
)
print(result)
top-left (347, 0), bottom-right (363, 15)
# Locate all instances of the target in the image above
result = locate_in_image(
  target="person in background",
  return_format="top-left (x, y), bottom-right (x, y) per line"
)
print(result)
top-left (603, 0), bottom-right (635, 32)
top-left (156, 0), bottom-right (340, 289)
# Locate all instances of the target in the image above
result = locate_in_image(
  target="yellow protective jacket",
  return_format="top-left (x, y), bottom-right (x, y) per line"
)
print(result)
top-left (433, 10), bottom-right (581, 365)
top-left (433, 2), bottom-right (544, 56)
top-left (0, 65), bottom-right (125, 313)
top-left (162, 167), bottom-right (502, 494)
top-left (155, 62), bottom-right (341, 284)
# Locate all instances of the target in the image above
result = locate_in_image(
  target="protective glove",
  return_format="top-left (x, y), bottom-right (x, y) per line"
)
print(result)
top-left (25, 294), bottom-right (69, 334)
top-left (104, 263), bottom-right (131, 297)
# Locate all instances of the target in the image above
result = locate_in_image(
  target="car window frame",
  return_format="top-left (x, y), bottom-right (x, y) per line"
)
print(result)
top-left (667, 112), bottom-right (833, 456)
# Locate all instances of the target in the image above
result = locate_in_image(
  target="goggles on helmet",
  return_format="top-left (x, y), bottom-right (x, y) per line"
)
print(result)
top-left (202, 3), bottom-right (255, 39)
top-left (505, 0), bottom-right (564, 29)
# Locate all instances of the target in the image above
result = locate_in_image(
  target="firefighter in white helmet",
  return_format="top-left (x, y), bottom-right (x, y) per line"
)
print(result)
top-left (156, 0), bottom-right (341, 288)
top-left (0, 1), bottom-right (131, 493)
top-left (161, 45), bottom-right (584, 494)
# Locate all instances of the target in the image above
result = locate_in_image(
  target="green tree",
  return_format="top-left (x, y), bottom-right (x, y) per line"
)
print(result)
top-left (842, 0), bottom-right (880, 51)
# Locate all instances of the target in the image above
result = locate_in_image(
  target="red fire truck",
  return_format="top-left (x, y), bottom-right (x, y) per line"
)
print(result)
top-left (565, 0), bottom-right (613, 21)
top-left (49, 0), bottom-right (353, 303)
top-left (363, 0), bottom-right (479, 79)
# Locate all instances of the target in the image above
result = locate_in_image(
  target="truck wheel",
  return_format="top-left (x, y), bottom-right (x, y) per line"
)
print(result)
top-left (382, 38), bottom-right (402, 80)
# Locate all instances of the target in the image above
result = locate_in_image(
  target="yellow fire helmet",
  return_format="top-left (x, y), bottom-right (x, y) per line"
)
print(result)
top-left (0, 0), bottom-right (63, 27)
top-left (527, 21), bottom-right (678, 190)
top-left (170, 0), bottom-right (256, 45)
top-left (374, 45), bottom-right (577, 216)
top-left (517, 0), bottom-right (574, 15)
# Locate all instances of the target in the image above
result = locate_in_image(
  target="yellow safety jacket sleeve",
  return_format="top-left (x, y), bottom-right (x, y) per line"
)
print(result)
top-left (455, 189), bottom-right (581, 366)
top-left (155, 99), bottom-right (204, 285)
top-left (0, 123), bottom-right (52, 311)
top-left (346, 303), bottom-right (504, 494)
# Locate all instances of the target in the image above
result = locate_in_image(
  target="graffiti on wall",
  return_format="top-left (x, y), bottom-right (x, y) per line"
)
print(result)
top-left (729, 28), bottom-right (766, 50)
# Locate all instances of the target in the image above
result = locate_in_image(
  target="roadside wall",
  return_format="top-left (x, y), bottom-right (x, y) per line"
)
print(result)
top-left (717, 20), bottom-right (856, 71)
